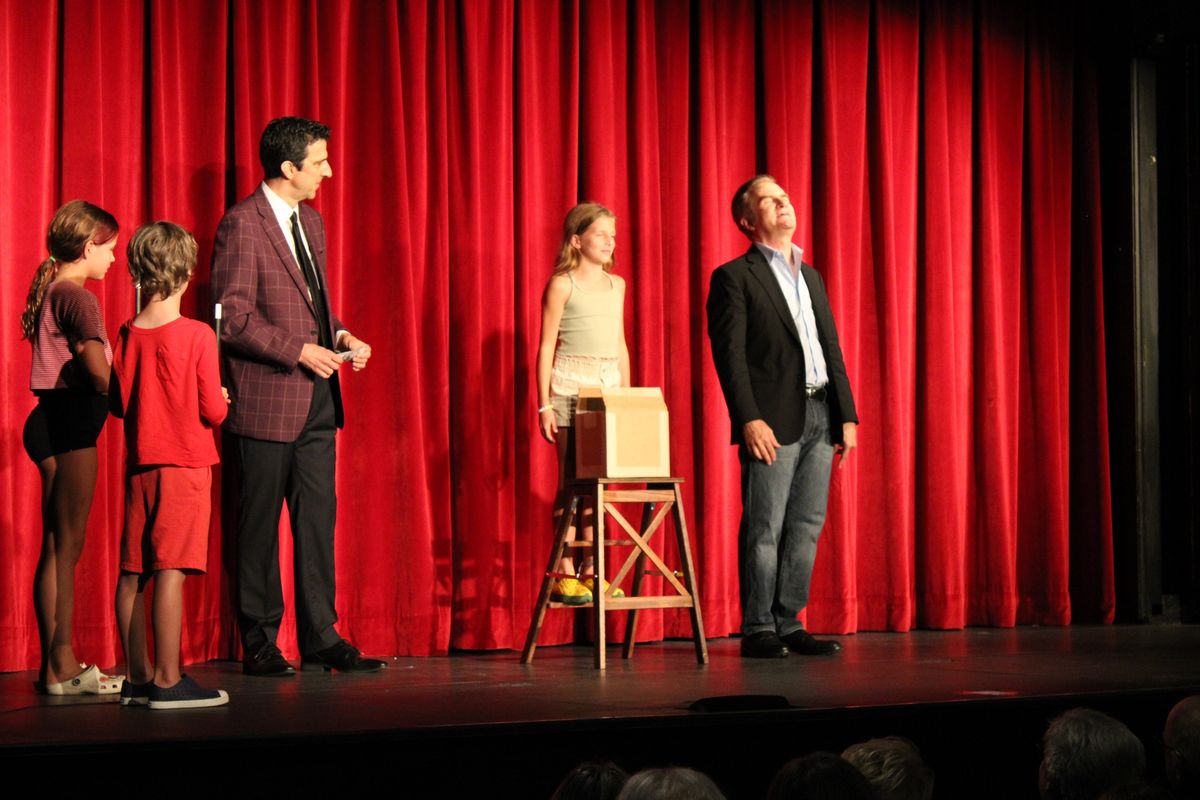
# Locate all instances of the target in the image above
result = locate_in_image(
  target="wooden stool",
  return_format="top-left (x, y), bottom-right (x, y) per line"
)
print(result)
top-left (521, 477), bottom-right (708, 669)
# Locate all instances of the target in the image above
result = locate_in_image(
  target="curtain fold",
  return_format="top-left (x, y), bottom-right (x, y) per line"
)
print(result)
top-left (811, 0), bottom-right (871, 634)
top-left (971, 0), bottom-right (1027, 627)
top-left (0, 0), bottom-right (1114, 669)
top-left (916, 0), bottom-right (974, 630)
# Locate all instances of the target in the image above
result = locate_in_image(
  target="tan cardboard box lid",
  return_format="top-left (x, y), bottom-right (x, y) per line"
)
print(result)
top-left (576, 385), bottom-right (667, 410)
top-left (575, 386), bottom-right (670, 478)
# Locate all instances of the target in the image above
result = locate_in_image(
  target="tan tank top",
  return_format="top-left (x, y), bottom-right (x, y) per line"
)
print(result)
top-left (555, 271), bottom-right (623, 357)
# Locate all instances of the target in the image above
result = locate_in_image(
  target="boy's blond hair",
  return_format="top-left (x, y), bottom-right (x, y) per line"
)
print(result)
top-left (127, 221), bottom-right (197, 301)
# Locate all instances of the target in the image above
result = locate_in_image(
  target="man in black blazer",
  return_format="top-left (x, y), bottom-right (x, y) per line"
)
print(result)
top-left (707, 175), bottom-right (858, 659)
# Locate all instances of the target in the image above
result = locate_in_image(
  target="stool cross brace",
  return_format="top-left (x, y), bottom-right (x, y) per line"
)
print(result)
top-left (521, 478), bottom-right (708, 669)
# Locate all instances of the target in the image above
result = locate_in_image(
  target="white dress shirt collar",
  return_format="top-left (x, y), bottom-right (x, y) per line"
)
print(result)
top-left (260, 182), bottom-right (312, 261)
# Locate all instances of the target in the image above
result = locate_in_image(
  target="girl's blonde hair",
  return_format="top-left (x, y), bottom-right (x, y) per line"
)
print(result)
top-left (21, 200), bottom-right (118, 340)
top-left (552, 202), bottom-right (616, 276)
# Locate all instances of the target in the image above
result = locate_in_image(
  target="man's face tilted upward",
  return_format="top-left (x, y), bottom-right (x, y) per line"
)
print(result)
top-left (742, 179), bottom-right (796, 243)
top-left (284, 138), bottom-right (333, 202)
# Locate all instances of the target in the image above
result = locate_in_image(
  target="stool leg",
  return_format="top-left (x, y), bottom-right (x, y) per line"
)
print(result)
top-left (622, 501), bottom-right (656, 660)
top-left (521, 494), bottom-right (579, 664)
top-left (673, 484), bottom-right (708, 665)
top-left (593, 485), bottom-right (606, 669)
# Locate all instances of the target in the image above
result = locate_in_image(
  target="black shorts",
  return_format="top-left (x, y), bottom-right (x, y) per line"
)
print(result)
top-left (22, 390), bottom-right (109, 464)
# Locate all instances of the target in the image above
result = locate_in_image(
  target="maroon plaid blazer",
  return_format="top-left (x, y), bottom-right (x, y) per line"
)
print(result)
top-left (212, 186), bottom-right (345, 442)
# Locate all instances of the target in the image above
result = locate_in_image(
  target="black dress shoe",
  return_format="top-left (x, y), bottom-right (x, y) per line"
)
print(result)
top-left (243, 643), bottom-right (297, 676)
top-left (740, 631), bottom-right (790, 659)
top-left (301, 640), bottom-right (387, 673)
top-left (780, 629), bottom-right (841, 655)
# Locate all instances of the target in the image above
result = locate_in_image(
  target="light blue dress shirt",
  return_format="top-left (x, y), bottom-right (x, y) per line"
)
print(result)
top-left (754, 242), bottom-right (828, 388)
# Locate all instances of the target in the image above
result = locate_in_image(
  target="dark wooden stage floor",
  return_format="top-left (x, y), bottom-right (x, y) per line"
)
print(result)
top-left (3, 625), bottom-right (1198, 797)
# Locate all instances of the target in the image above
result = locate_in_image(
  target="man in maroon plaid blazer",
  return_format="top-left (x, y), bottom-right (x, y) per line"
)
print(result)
top-left (213, 117), bottom-right (385, 675)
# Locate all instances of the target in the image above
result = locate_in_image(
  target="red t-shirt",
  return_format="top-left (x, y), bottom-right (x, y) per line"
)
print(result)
top-left (110, 317), bottom-right (227, 467)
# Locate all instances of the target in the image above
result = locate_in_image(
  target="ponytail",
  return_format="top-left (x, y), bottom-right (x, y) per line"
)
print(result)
top-left (20, 257), bottom-right (59, 340)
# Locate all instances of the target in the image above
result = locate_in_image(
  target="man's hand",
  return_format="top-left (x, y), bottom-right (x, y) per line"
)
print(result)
top-left (221, 387), bottom-right (231, 404)
top-left (299, 343), bottom-right (343, 379)
top-left (835, 422), bottom-right (857, 469)
top-left (339, 334), bottom-right (372, 372)
top-left (743, 419), bottom-right (782, 464)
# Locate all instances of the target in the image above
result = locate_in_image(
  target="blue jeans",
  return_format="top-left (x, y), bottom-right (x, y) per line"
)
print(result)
top-left (738, 400), bottom-right (834, 636)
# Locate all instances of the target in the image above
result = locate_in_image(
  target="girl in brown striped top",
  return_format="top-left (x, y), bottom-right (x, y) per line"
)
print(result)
top-left (20, 200), bottom-right (123, 695)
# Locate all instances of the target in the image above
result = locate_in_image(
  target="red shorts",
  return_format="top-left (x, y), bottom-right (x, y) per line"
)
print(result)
top-left (121, 466), bottom-right (212, 574)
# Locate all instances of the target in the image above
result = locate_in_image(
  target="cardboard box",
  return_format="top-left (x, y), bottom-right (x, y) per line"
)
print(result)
top-left (575, 386), bottom-right (670, 478)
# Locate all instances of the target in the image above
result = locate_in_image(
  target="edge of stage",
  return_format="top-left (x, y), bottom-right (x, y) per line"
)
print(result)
top-left (2, 625), bottom-right (1197, 797)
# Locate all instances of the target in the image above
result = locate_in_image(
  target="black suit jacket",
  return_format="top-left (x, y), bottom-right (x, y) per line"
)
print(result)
top-left (707, 244), bottom-right (858, 446)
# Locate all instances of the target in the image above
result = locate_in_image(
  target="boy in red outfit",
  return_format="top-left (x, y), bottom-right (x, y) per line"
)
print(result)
top-left (110, 222), bottom-right (229, 709)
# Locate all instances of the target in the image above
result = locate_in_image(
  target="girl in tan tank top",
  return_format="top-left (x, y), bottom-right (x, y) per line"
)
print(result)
top-left (535, 203), bottom-right (631, 605)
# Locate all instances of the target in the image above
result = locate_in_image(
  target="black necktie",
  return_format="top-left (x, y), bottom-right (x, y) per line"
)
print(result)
top-left (290, 211), bottom-right (332, 348)
top-left (290, 212), bottom-right (320, 292)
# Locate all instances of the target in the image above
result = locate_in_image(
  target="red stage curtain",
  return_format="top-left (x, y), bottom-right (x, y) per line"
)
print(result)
top-left (0, 0), bottom-right (1114, 669)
